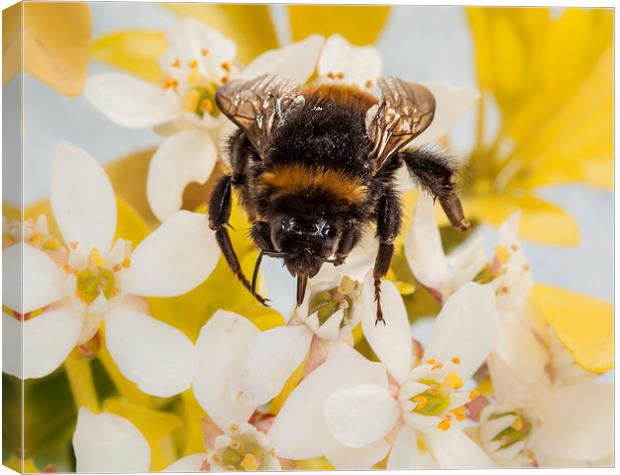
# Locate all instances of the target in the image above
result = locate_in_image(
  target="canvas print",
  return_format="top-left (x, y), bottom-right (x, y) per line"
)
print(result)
top-left (2, 2), bottom-right (613, 472)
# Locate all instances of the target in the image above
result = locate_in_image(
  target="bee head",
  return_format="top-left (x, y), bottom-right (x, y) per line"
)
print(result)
top-left (270, 215), bottom-right (339, 271)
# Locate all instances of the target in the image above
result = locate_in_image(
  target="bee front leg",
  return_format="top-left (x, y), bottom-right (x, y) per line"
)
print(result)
top-left (373, 192), bottom-right (402, 326)
top-left (209, 175), bottom-right (269, 306)
top-left (333, 220), bottom-right (361, 266)
top-left (249, 222), bottom-right (273, 294)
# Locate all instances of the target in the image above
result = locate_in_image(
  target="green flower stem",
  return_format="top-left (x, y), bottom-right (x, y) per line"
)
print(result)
top-left (65, 352), bottom-right (99, 412)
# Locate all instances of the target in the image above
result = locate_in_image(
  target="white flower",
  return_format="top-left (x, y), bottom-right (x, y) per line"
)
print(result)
top-left (476, 373), bottom-right (613, 467)
top-left (268, 274), bottom-right (500, 469)
top-left (230, 275), bottom-right (364, 408)
top-left (3, 142), bottom-right (218, 397)
top-left (73, 408), bottom-right (151, 472)
top-left (478, 213), bottom-right (613, 467)
top-left (405, 193), bottom-right (486, 302)
top-left (85, 18), bottom-right (324, 222)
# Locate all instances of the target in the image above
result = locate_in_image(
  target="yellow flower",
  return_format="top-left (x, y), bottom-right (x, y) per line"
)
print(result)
top-left (461, 8), bottom-right (612, 246)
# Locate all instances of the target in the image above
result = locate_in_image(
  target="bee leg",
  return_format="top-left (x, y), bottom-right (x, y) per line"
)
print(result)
top-left (373, 192), bottom-right (402, 326)
top-left (401, 148), bottom-right (472, 231)
top-left (249, 221), bottom-right (274, 294)
top-left (209, 175), bottom-right (269, 306)
top-left (333, 221), bottom-right (361, 265)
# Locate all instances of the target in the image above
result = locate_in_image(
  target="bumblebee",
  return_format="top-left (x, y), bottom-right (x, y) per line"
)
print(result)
top-left (209, 74), bottom-right (470, 324)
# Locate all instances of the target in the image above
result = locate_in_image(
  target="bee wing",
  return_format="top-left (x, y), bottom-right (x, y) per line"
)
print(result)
top-left (216, 74), bottom-right (305, 156)
top-left (366, 77), bottom-right (436, 175)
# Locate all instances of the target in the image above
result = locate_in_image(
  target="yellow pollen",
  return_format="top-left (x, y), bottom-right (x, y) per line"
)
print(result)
top-left (327, 71), bottom-right (336, 79)
top-left (113, 264), bottom-right (121, 272)
top-left (183, 89), bottom-right (201, 113)
top-left (365, 79), bottom-right (373, 88)
top-left (220, 76), bottom-right (229, 84)
top-left (432, 361), bottom-right (444, 370)
top-left (189, 59), bottom-right (198, 69)
top-left (201, 48), bottom-right (208, 57)
top-left (511, 244), bottom-right (519, 252)
top-left (469, 390), bottom-right (480, 400)
top-left (110, 288), bottom-right (120, 298)
top-left (336, 72), bottom-right (345, 79)
top-left (122, 258), bottom-right (131, 268)
top-left (200, 98), bottom-right (214, 114)
top-left (63, 263), bottom-right (74, 274)
top-left (228, 439), bottom-right (240, 450)
top-left (437, 419), bottom-right (451, 431)
top-left (211, 454), bottom-right (222, 464)
top-left (444, 372), bottom-right (463, 390)
top-left (452, 407), bottom-right (466, 421)
top-left (240, 454), bottom-right (260, 471)
top-left (229, 422), bottom-right (239, 432)
top-left (495, 245), bottom-right (510, 264)
top-left (412, 395), bottom-right (428, 410)
top-left (425, 358), bottom-right (437, 365)
top-left (451, 356), bottom-right (461, 364)
top-left (221, 62), bottom-right (231, 72)
top-left (162, 78), bottom-right (178, 90)
top-left (171, 58), bottom-right (181, 68)
top-left (30, 234), bottom-right (43, 245)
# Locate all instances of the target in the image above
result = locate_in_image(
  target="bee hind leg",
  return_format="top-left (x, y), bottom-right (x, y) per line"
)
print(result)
top-left (401, 148), bottom-right (472, 231)
top-left (209, 175), bottom-right (269, 306)
top-left (373, 192), bottom-right (402, 326)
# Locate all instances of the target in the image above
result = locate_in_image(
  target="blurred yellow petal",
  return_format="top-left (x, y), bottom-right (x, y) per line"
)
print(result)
top-left (461, 193), bottom-right (579, 246)
top-left (105, 148), bottom-right (159, 226)
top-left (268, 354), bottom-right (307, 414)
top-left (2, 3), bottom-right (21, 86)
top-left (467, 8), bottom-right (549, 110)
top-left (104, 398), bottom-right (182, 470)
top-left (531, 284), bottom-right (613, 373)
top-left (288, 5), bottom-right (390, 45)
top-left (115, 195), bottom-right (151, 246)
top-left (22, 2), bottom-right (91, 96)
top-left (91, 30), bottom-right (167, 83)
top-left (180, 390), bottom-right (207, 455)
top-left (163, 4), bottom-right (278, 63)
top-left (5, 455), bottom-right (38, 473)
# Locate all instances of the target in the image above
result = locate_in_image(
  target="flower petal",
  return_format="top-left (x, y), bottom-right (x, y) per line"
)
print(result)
top-left (51, 141), bottom-right (116, 252)
top-left (73, 408), bottom-right (151, 472)
top-left (193, 311), bottom-right (259, 429)
top-left (146, 130), bottom-right (217, 222)
top-left (387, 427), bottom-right (437, 469)
top-left (361, 272), bottom-right (412, 382)
top-left (160, 18), bottom-right (236, 82)
top-left (537, 383), bottom-right (613, 461)
top-left (424, 283), bottom-right (500, 379)
top-left (24, 243), bottom-right (67, 313)
top-left (124, 210), bottom-right (218, 297)
top-left (85, 73), bottom-right (179, 128)
top-left (269, 356), bottom-right (387, 459)
top-left (231, 324), bottom-right (313, 407)
top-left (404, 194), bottom-right (451, 293)
top-left (410, 81), bottom-right (479, 148)
top-left (318, 34), bottom-right (382, 88)
top-left (427, 428), bottom-right (494, 468)
top-left (105, 306), bottom-right (197, 397)
top-left (241, 34), bottom-right (324, 83)
top-left (3, 313), bottom-right (21, 378)
top-left (164, 453), bottom-right (206, 472)
top-left (327, 438), bottom-right (391, 469)
top-left (324, 384), bottom-right (400, 448)
top-left (23, 307), bottom-right (83, 379)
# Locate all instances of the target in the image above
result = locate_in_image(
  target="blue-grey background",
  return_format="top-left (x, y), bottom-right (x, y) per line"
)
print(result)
top-left (7, 3), bottom-right (613, 304)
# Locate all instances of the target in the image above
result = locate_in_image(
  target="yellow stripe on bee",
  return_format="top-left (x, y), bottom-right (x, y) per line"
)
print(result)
top-left (260, 164), bottom-right (368, 204)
